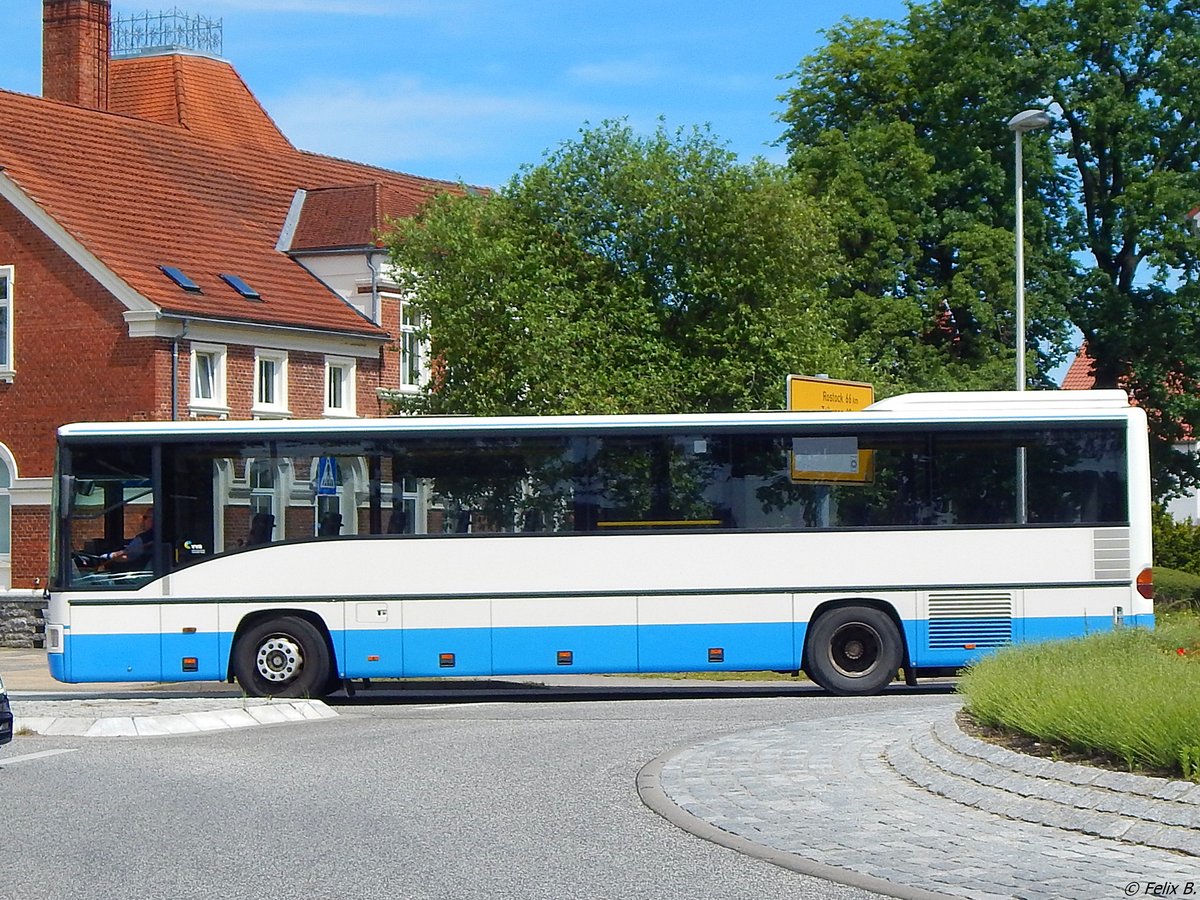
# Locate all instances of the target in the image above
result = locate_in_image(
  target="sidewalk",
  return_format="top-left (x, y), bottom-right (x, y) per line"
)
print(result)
top-left (0, 647), bottom-right (337, 736)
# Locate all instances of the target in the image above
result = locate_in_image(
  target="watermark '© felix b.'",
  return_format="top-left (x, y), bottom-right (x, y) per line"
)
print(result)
top-left (1125, 883), bottom-right (1197, 897)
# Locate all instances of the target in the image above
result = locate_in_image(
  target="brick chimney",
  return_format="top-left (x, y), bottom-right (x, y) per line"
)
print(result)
top-left (42, 0), bottom-right (111, 110)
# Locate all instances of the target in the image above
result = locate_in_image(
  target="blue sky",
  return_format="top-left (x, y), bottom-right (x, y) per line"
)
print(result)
top-left (0, 0), bottom-right (910, 188)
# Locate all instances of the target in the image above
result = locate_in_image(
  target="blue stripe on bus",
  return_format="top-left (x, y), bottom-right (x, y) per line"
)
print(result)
top-left (48, 649), bottom-right (67, 682)
top-left (52, 613), bottom-right (1157, 684)
top-left (1024, 613), bottom-right (1154, 642)
top-left (402, 627), bottom-right (492, 677)
top-left (63, 632), bottom-right (163, 682)
top-left (911, 613), bottom-right (1157, 669)
top-left (494, 624), bottom-right (638, 674)
top-left (639, 622), bottom-right (797, 671)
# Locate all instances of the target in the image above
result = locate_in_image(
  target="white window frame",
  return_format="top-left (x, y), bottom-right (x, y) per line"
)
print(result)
top-left (252, 349), bottom-right (289, 418)
top-left (0, 265), bottom-right (14, 382)
top-left (189, 342), bottom-right (228, 414)
top-left (398, 297), bottom-right (429, 392)
top-left (324, 355), bottom-right (357, 417)
top-left (0, 443), bottom-right (12, 590)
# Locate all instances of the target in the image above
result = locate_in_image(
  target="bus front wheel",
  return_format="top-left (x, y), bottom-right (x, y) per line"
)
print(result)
top-left (805, 606), bottom-right (902, 696)
top-left (233, 616), bottom-right (331, 699)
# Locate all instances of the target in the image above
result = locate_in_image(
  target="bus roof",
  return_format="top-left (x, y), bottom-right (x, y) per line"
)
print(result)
top-left (57, 390), bottom-right (1138, 442)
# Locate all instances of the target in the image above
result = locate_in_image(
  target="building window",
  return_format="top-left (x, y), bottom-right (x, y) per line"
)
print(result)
top-left (0, 266), bottom-right (13, 378)
top-left (253, 349), bottom-right (288, 417)
top-left (400, 301), bottom-right (424, 389)
top-left (190, 343), bottom-right (227, 413)
top-left (325, 356), bottom-right (357, 417)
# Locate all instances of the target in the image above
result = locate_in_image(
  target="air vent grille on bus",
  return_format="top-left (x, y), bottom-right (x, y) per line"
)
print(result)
top-left (1093, 528), bottom-right (1131, 581)
top-left (926, 592), bottom-right (1013, 650)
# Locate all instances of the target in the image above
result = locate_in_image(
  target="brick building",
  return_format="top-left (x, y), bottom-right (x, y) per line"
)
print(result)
top-left (0, 0), bottom-right (462, 600)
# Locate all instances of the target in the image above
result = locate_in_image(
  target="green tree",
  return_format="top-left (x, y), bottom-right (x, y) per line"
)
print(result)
top-left (385, 121), bottom-right (850, 416)
top-left (779, 0), bottom-right (1200, 497)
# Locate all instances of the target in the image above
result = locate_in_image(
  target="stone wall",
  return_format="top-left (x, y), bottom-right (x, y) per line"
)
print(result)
top-left (0, 598), bottom-right (46, 648)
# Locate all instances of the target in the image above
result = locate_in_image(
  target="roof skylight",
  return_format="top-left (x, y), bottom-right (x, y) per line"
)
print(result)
top-left (159, 265), bottom-right (202, 292)
top-left (219, 273), bottom-right (262, 300)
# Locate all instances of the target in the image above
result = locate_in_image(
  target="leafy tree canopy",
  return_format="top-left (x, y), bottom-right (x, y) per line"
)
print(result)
top-left (385, 120), bottom-right (852, 416)
top-left (779, 0), bottom-right (1200, 497)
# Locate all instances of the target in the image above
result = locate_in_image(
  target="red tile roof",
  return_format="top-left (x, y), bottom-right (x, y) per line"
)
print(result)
top-left (290, 184), bottom-right (385, 251)
top-left (0, 53), bottom-right (470, 337)
top-left (110, 54), bottom-right (293, 153)
top-left (1061, 347), bottom-right (1096, 390)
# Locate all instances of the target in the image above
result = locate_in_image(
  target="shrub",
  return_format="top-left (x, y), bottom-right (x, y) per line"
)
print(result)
top-left (1152, 505), bottom-right (1200, 575)
top-left (959, 620), bottom-right (1200, 780)
top-left (1155, 567), bottom-right (1200, 612)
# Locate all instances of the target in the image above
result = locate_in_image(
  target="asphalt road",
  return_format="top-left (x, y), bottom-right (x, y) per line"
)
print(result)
top-left (0, 689), bottom-right (954, 900)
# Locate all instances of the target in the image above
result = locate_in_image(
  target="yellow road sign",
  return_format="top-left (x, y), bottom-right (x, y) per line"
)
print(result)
top-left (787, 375), bottom-right (875, 412)
top-left (786, 376), bottom-right (876, 484)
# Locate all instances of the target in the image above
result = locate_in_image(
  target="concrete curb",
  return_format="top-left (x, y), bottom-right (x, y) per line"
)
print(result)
top-left (12, 698), bottom-right (338, 737)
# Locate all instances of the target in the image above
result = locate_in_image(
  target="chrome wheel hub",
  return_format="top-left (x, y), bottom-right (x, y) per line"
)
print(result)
top-left (256, 636), bottom-right (303, 683)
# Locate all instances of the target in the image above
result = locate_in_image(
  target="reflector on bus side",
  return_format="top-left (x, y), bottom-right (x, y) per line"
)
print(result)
top-left (1137, 568), bottom-right (1153, 600)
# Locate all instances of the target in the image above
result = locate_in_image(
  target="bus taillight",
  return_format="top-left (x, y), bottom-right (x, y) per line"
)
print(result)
top-left (1137, 568), bottom-right (1153, 600)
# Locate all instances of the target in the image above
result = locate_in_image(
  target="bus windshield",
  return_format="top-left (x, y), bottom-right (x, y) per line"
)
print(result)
top-left (62, 444), bottom-right (157, 590)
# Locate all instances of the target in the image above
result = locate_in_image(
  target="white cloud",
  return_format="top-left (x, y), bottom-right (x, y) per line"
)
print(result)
top-left (267, 75), bottom-right (597, 184)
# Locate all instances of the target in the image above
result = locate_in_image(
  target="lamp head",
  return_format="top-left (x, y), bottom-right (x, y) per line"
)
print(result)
top-left (1008, 109), bottom-right (1053, 132)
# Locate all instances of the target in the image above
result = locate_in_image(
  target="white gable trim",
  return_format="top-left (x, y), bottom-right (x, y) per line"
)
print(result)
top-left (0, 171), bottom-right (158, 315)
top-left (124, 311), bottom-right (385, 358)
top-left (276, 188), bottom-right (307, 252)
top-left (0, 174), bottom-right (386, 357)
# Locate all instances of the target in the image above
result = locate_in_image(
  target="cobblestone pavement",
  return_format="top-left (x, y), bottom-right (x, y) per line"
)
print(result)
top-left (645, 700), bottom-right (1200, 900)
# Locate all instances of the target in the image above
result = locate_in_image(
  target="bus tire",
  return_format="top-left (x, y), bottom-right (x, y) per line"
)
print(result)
top-left (233, 616), bottom-right (331, 699)
top-left (804, 605), bottom-right (902, 696)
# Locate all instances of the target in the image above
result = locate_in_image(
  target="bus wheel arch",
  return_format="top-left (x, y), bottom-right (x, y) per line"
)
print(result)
top-left (802, 599), bottom-right (908, 696)
top-left (230, 611), bottom-right (334, 699)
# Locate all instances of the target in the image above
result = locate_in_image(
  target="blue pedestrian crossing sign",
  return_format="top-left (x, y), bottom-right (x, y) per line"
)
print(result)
top-left (316, 457), bottom-right (339, 496)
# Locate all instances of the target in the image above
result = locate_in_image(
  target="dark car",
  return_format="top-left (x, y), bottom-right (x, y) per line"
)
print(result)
top-left (0, 673), bottom-right (12, 746)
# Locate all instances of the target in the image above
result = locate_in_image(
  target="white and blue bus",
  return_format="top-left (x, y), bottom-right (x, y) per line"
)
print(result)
top-left (45, 390), bottom-right (1153, 698)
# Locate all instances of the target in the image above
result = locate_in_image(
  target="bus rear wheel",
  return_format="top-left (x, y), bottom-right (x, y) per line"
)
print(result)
top-left (233, 616), bottom-right (331, 699)
top-left (805, 606), bottom-right (902, 696)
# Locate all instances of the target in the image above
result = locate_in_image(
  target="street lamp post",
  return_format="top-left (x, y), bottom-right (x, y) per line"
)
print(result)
top-left (1007, 108), bottom-right (1052, 391)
